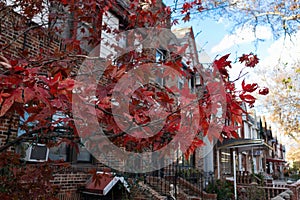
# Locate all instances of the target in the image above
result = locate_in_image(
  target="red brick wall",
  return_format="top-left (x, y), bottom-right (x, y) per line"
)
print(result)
top-left (0, 3), bottom-right (171, 199)
top-left (0, 7), bottom-right (83, 199)
top-left (0, 113), bottom-right (20, 152)
top-left (0, 7), bottom-right (62, 152)
top-left (0, 7), bottom-right (61, 59)
top-left (51, 172), bottom-right (90, 197)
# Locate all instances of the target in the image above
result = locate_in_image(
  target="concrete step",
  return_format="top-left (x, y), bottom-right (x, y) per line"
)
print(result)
top-left (189, 197), bottom-right (201, 200)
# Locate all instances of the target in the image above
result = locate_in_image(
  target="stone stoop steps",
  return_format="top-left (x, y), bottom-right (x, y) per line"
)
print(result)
top-left (145, 176), bottom-right (203, 200)
top-left (131, 181), bottom-right (166, 200)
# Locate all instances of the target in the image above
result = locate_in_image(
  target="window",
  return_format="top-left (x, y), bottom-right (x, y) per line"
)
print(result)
top-left (77, 142), bottom-right (92, 162)
top-left (100, 11), bottom-right (120, 59)
top-left (18, 111), bottom-right (92, 163)
top-left (155, 49), bottom-right (165, 62)
top-left (155, 49), bottom-right (166, 86)
top-left (221, 149), bottom-right (231, 175)
top-left (253, 157), bottom-right (257, 173)
top-left (177, 76), bottom-right (184, 90)
top-left (18, 111), bottom-right (38, 136)
top-left (48, 143), bottom-right (67, 161)
top-left (189, 75), bottom-right (195, 93)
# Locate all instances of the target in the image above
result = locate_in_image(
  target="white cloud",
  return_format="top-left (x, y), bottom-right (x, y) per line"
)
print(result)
top-left (260, 31), bottom-right (300, 68)
top-left (216, 17), bottom-right (224, 24)
top-left (243, 31), bottom-right (300, 88)
top-left (253, 31), bottom-right (300, 147)
top-left (211, 26), bottom-right (272, 53)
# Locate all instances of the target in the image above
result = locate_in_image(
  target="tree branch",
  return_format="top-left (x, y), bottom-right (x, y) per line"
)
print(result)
top-left (0, 24), bottom-right (42, 51)
top-left (0, 126), bottom-right (74, 152)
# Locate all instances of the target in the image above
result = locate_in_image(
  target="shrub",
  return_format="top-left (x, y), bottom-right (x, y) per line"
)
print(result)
top-left (205, 179), bottom-right (234, 200)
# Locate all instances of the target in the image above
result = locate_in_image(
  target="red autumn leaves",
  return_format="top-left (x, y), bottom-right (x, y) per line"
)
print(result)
top-left (239, 53), bottom-right (259, 68)
top-left (239, 53), bottom-right (269, 106)
top-left (180, 1), bottom-right (203, 22)
top-left (213, 53), bottom-right (268, 108)
top-left (212, 53), bottom-right (269, 139)
top-left (213, 53), bottom-right (231, 77)
top-left (0, 64), bottom-right (74, 117)
top-left (0, 48), bottom-right (269, 161)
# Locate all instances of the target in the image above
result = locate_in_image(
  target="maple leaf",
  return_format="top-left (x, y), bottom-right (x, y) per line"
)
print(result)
top-left (156, 92), bottom-right (174, 104)
top-left (239, 53), bottom-right (259, 68)
top-left (239, 92), bottom-right (256, 105)
top-left (258, 87), bottom-right (269, 95)
top-left (13, 88), bottom-right (24, 103)
top-left (0, 95), bottom-right (14, 117)
top-left (24, 87), bottom-right (35, 103)
top-left (142, 90), bottom-right (154, 97)
top-left (222, 125), bottom-right (240, 138)
top-left (181, 2), bottom-right (192, 13)
top-left (197, 6), bottom-right (204, 12)
top-left (239, 54), bottom-right (250, 63)
top-left (0, 91), bottom-right (11, 105)
top-left (172, 19), bottom-right (179, 26)
top-left (58, 78), bottom-right (75, 98)
top-left (182, 12), bottom-right (191, 22)
top-left (112, 65), bottom-right (126, 80)
top-left (199, 120), bottom-right (209, 136)
top-left (51, 72), bottom-right (62, 85)
top-left (229, 100), bottom-right (245, 124)
top-left (242, 79), bottom-right (258, 93)
top-left (184, 137), bottom-right (204, 159)
top-left (213, 54), bottom-right (231, 77)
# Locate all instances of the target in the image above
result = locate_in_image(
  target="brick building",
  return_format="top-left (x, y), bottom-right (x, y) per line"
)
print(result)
top-left (0, 7), bottom-right (62, 152)
top-left (1, 1), bottom-right (207, 200)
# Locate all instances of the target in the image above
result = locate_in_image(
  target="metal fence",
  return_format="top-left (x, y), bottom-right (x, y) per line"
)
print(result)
top-left (57, 193), bottom-right (81, 200)
top-left (142, 162), bottom-right (204, 199)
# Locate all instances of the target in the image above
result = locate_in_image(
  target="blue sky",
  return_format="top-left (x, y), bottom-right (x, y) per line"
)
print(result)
top-left (163, 0), bottom-right (298, 58)
top-left (164, 2), bottom-right (300, 84)
top-left (163, 1), bottom-right (300, 146)
top-left (171, 17), bottom-right (274, 62)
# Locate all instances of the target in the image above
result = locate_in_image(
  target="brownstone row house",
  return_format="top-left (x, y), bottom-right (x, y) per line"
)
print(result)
top-left (216, 111), bottom-right (287, 180)
top-left (0, 1), bottom-right (214, 200)
top-left (214, 105), bottom-right (288, 199)
top-left (0, 1), bottom-right (292, 200)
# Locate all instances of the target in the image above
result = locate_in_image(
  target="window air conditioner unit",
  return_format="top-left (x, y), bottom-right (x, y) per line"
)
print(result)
top-left (19, 143), bottom-right (49, 162)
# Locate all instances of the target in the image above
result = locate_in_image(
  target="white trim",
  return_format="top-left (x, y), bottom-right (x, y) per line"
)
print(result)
top-left (21, 143), bottom-right (49, 162)
top-left (103, 176), bottom-right (130, 195)
top-left (96, 172), bottom-right (130, 195)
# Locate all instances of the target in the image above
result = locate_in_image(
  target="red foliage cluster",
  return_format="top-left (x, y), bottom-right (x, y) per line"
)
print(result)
top-left (239, 53), bottom-right (259, 68)
top-left (212, 54), bottom-right (268, 138)
top-left (0, 152), bottom-right (59, 200)
top-left (0, 38), bottom-right (268, 157)
top-left (0, 0), bottom-right (269, 196)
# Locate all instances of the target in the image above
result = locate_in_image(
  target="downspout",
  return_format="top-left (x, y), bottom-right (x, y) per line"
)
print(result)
top-left (217, 149), bottom-right (220, 179)
top-left (252, 147), bottom-right (254, 174)
top-left (233, 150), bottom-right (237, 200)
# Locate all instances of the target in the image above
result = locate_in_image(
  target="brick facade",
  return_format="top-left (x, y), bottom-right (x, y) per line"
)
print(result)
top-left (0, 7), bottom-right (62, 153)
top-left (0, 6), bottom-right (86, 199)
top-left (0, 113), bottom-right (19, 152)
top-left (0, 2), bottom-right (193, 200)
top-left (51, 172), bottom-right (90, 196)
top-left (0, 7), bottom-right (61, 59)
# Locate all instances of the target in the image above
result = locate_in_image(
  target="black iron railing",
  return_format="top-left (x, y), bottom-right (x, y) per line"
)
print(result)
top-left (142, 162), bottom-right (204, 199)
